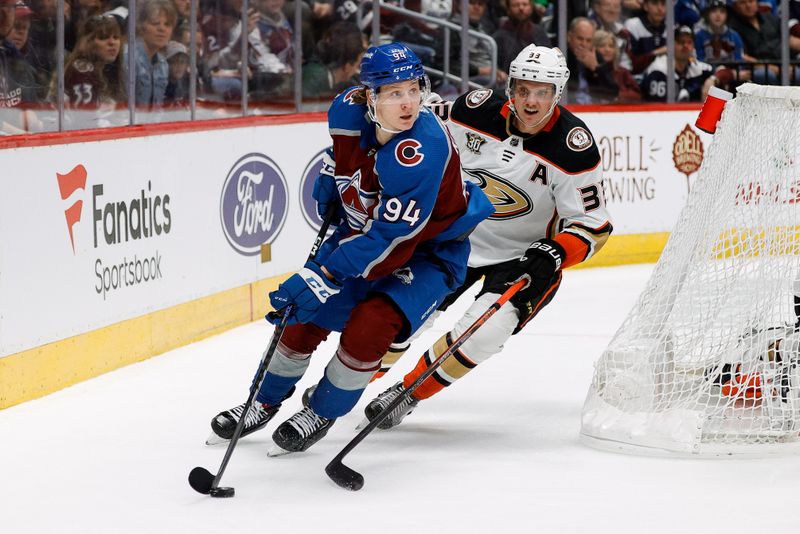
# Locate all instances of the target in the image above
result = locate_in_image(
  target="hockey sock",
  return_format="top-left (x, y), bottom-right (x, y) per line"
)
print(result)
top-left (256, 323), bottom-right (330, 406)
top-left (402, 332), bottom-right (478, 400)
top-left (370, 343), bottom-right (409, 383)
top-left (311, 295), bottom-right (404, 419)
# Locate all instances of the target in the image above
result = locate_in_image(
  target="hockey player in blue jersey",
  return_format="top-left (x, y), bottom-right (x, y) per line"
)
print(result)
top-left (207, 42), bottom-right (493, 454)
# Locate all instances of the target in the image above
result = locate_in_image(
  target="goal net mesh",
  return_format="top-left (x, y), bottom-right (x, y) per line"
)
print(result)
top-left (581, 84), bottom-right (800, 455)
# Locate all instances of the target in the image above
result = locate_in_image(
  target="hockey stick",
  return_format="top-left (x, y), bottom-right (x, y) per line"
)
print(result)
top-left (325, 279), bottom-right (526, 491)
top-left (189, 205), bottom-right (336, 498)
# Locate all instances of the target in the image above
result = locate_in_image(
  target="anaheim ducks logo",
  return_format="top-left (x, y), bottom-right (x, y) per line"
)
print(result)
top-left (464, 168), bottom-right (532, 219)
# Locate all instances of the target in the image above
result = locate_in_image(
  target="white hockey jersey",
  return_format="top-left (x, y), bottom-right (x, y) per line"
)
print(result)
top-left (442, 89), bottom-right (613, 268)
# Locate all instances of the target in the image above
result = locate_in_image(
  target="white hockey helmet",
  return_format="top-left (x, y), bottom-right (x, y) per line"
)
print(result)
top-left (506, 45), bottom-right (570, 102)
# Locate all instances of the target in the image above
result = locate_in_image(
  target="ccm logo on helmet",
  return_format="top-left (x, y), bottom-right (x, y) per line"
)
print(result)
top-left (395, 139), bottom-right (424, 167)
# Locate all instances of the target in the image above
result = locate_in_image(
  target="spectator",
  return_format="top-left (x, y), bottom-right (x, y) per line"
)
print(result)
top-left (71, 0), bottom-right (110, 47)
top-left (172, 0), bottom-right (191, 37)
top-left (302, 20), bottom-right (364, 98)
top-left (22, 0), bottom-right (61, 97)
top-left (694, 0), bottom-right (744, 63)
top-left (1, 0), bottom-right (41, 133)
top-left (173, 20), bottom-right (212, 95)
top-left (255, 0), bottom-right (293, 69)
top-left (674, 0), bottom-right (702, 27)
top-left (124, 0), bottom-right (176, 110)
top-left (729, 0), bottom-right (780, 60)
top-left (624, 0), bottom-right (667, 74)
top-left (567, 17), bottom-right (618, 104)
top-left (640, 25), bottom-right (715, 102)
top-left (164, 40), bottom-right (190, 106)
top-left (594, 28), bottom-right (641, 102)
top-left (589, 0), bottom-right (632, 70)
top-left (203, 0), bottom-right (288, 101)
top-left (492, 0), bottom-right (551, 79)
top-left (450, 0), bottom-right (501, 87)
top-left (7, 0), bottom-right (30, 52)
top-left (57, 13), bottom-right (125, 118)
top-left (729, 0), bottom-right (800, 81)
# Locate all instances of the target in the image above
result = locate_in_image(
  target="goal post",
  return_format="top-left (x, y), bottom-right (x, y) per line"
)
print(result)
top-left (581, 84), bottom-right (800, 456)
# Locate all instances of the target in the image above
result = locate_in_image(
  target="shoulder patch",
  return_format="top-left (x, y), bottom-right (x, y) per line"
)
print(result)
top-left (341, 87), bottom-right (361, 105)
top-left (395, 139), bottom-right (425, 167)
top-left (466, 89), bottom-right (492, 108)
top-left (567, 127), bottom-right (593, 152)
top-left (74, 59), bottom-right (94, 74)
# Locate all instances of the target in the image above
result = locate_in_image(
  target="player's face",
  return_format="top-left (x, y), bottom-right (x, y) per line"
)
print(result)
top-left (511, 79), bottom-right (556, 129)
top-left (373, 79), bottom-right (423, 132)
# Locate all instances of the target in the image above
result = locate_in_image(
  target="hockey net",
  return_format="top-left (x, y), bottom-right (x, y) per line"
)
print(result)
top-left (581, 84), bottom-right (800, 456)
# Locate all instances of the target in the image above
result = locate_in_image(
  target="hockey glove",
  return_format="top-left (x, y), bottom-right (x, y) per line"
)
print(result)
top-left (267, 262), bottom-right (342, 325)
top-left (487, 238), bottom-right (564, 315)
top-left (312, 148), bottom-right (344, 225)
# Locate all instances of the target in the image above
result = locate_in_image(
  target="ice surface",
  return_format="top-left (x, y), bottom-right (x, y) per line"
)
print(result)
top-left (3, 264), bottom-right (799, 534)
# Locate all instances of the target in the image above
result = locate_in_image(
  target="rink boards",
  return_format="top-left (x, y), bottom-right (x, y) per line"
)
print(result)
top-left (0, 106), bottom-right (706, 408)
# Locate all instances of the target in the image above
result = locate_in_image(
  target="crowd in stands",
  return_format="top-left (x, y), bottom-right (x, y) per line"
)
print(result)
top-left (1, 0), bottom-right (799, 134)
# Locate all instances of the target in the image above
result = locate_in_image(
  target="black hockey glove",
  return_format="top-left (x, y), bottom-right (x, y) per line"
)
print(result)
top-left (486, 238), bottom-right (565, 316)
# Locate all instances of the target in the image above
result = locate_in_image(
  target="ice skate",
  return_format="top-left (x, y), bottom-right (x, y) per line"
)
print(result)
top-left (206, 386), bottom-right (295, 445)
top-left (363, 381), bottom-right (419, 430)
top-left (267, 405), bottom-right (336, 456)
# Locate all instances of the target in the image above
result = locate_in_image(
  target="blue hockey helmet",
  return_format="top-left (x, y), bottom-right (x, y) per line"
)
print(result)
top-left (360, 43), bottom-right (427, 91)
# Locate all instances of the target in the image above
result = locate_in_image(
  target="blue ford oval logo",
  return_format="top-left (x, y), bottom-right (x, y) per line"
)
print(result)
top-left (220, 153), bottom-right (289, 256)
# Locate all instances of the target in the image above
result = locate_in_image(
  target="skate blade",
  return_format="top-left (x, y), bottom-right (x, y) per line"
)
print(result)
top-left (267, 444), bottom-right (293, 457)
top-left (205, 432), bottom-right (229, 446)
top-left (354, 417), bottom-right (370, 431)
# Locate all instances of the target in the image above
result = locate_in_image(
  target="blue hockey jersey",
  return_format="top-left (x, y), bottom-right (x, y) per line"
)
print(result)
top-left (320, 87), bottom-right (494, 282)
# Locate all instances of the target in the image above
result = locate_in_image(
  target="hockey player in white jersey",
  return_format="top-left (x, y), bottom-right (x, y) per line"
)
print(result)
top-left (362, 44), bottom-right (615, 428)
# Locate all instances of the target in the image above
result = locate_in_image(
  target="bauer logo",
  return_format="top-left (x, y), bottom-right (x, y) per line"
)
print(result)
top-left (220, 153), bottom-right (289, 256)
top-left (299, 148), bottom-right (331, 231)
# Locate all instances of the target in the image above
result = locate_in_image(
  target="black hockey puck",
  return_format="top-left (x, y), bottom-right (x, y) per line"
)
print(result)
top-left (210, 486), bottom-right (235, 498)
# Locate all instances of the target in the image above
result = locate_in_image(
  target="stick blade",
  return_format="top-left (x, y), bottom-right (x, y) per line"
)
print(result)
top-left (188, 467), bottom-right (215, 495)
top-left (325, 460), bottom-right (364, 491)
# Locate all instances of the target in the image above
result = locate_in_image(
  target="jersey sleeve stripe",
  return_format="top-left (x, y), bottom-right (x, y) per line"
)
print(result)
top-left (553, 231), bottom-right (593, 268)
top-left (329, 127), bottom-right (361, 137)
top-left (566, 220), bottom-right (614, 236)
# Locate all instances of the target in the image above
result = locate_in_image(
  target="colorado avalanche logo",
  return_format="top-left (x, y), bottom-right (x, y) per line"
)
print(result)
top-left (464, 168), bottom-right (532, 220)
top-left (220, 153), bottom-right (289, 256)
top-left (395, 139), bottom-right (424, 167)
top-left (342, 88), bottom-right (360, 105)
